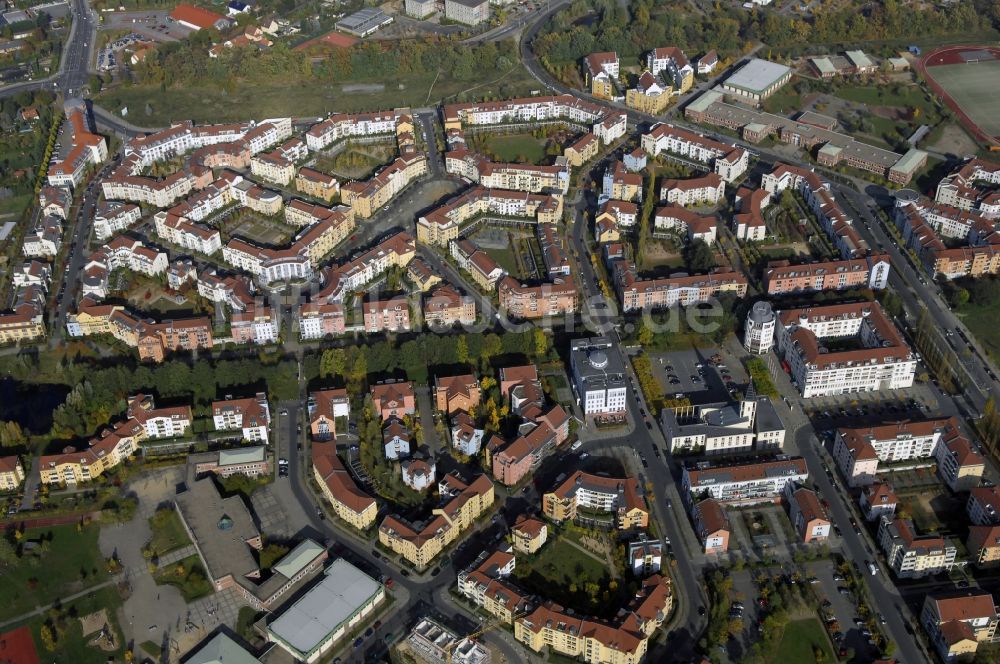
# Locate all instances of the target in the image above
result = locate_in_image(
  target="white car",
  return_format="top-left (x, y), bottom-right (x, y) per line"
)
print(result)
top-left (570, 441), bottom-right (583, 451)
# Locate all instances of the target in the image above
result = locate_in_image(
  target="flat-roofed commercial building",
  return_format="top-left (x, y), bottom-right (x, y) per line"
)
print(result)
top-left (193, 446), bottom-right (270, 478)
top-left (721, 58), bottom-right (792, 103)
top-left (266, 558), bottom-right (385, 663)
top-left (335, 8), bottom-right (393, 37)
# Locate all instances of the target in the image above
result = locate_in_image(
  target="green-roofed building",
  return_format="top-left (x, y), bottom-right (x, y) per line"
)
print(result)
top-left (184, 632), bottom-right (261, 664)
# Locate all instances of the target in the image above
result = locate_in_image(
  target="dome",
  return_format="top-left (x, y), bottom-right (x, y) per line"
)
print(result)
top-left (589, 350), bottom-right (609, 370)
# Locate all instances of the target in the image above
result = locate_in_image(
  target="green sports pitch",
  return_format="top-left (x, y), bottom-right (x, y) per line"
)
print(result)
top-left (928, 60), bottom-right (1000, 138)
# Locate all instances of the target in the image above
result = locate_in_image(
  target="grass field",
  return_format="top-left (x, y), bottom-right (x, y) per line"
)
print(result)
top-left (225, 216), bottom-right (294, 247)
top-left (483, 246), bottom-right (524, 279)
top-left (834, 85), bottom-right (941, 119)
top-left (482, 133), bottom-right (548, 164)
top-left (0, 524), bottom-right (110, 622)
top-left (770, 618), bottom-right (836, 663)
top-left (928, 61), bottom-right (1000, 137)
top-left (956, 301), bottom-right (1000, 360)
top-left (146, 507), bottom-right (192, 558)
top-left (97, 64), bottom-right (540, 126)
top-left (0, 193), bottom-right (32, 219)
top-left (513, 536), bottom-right (622, 617)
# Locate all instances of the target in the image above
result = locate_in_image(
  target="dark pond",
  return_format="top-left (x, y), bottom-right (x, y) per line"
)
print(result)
top-left (0, 379), bottom-right (70, 432)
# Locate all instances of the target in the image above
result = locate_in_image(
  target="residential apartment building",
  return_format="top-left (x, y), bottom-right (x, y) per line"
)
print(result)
top-left (878, 516), bottom-right (957, 579)
top-left (451, 412), bottom-right (485, 456)
top-left (295, 167), bottom-right (339, 202)
top-left (860, 483), bottom-right (898, 522)
top-left (921, 591), bottom-right (998, 662)
top-left (626, 71), bottom-right (672, 115)
top-left (250, 151), bottom-right (295, 185)
top-left (512, 515), bottom-right (548, 555)
top-left (646, 46), bottom-right (693, 93)
top-left (47, 105), bottom-right (108, 188)
top-left (775, 301), bottom-right (916, 398)
top-left (653, 206), bottom-right (718, 245)
top-left (563, 132), bottom-right (599, 167)
top-left (692, 498), bottom-right (730, 554)
top-left (230, 305), bottom-right (279, 345)
top-left (370, 381), bottom-right (416, 421)
top-left (212, 393), bottom-right (270, 442)
top-left (629, 536), bottom-right (663, 576)
top-left (457, 548), bottom-right (532, 624)
top-left (583, 51), bottom-right (619, 99)
top-left (641, 122), bottom-right (731, 164)
top-left (486, 421), bottom-right (558, 486)
top-left (423, 285), bottom-right (476, 328)
top-left (763, 255), bottom-right (891, 295)
top-left (787, 486), bottom-right (830, 542)
top-left (154, 212), bottom-right (223, 255)
top-left (308, 388), bottom-right (350, 441)
top-left (340, 153), bottom-right (427, 218)
top-left (93, 202), bottom-right (142, 241)
top-left (681, 456), bottom-right (808, 505)
top-left (378, 473), bottom-right (495, 569)
top-left (612, 260), bottom-right (748, 312)
top-left (514, 575), bottom-right (671, 664)
top-left (298, 302), bottom-right (345, 340)
top-left (445, 149), bottom-right (570, 194)
top-left (434, 374), bottom-right (481, 415)
top-left (306, 110), bottom-right (400, 151)
top-left (417, 186), bottom-right (563, 247)
top-left (597, 199), bottom-right (638, 233)
top-left (444, 0), bottom-right (490, 25)
top-left (498, 277), bottom-right (577, 320)
top-left (443, 95), bottom-right (626, 147)
top-left (659, 173), bottom-right (724, 206)
top-left (0, 287), bottom-right (45, 345)
top-left (602, 161), bottom-right (642, 202)
top-left (0, 456), bottom-right (25, 491)
top-left (363, 298), bottom-right (411, 333)
top-left (312, 443), bottom-right (378, 530)
top-left (543, 471), bottom-right (648, 530)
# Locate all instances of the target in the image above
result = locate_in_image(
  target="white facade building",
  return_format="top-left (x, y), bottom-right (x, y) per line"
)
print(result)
top-left (744, 300), bottom-right (776, 354)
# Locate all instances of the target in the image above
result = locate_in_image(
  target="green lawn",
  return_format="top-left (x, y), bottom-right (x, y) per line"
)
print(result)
top-left (834, 85), bottom-right (940, 119)
top-left (956, 302), bottom-right (1000, 361)
top-left (0, 524), bottom-right (110, 622)
top-left (0, 193), bottom-right (32, 219)
top-left (145, 507), bottom-right (192, 558)
top-left (762, 83), bottom-right (803, 115)
top-left (512, 535), bottom-right (633, 618)
top-left (96, 63), bottom-right (539, 126)
top-left (23, 585), bottom-right (125, 664)
top-left (770, 618), bottom-right (836, 663)
top-left (153, 555), bottom-right (213, 602)
top-left (483, 246), bottom-right (522, 278)
top-left (483, 133), bottom-right (548, 164)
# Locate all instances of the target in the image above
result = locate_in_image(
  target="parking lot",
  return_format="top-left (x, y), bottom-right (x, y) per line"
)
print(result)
top-left (101, 10), bottom-right (186, 42)
top-left (725, 569), bottom-right (762, 660)
top-left (647, 347), bottom-right (749, 405)
top-left (805, 560), bottom-right (883, 661)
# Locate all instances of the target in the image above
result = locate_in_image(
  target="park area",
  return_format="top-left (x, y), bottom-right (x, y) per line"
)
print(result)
top-left (313, 143), bottom-right (397, 180)
top-left (0, 523), bottom-right (110, 622)
top-left (481, 133), bottom-right (548, 164)
top-left (512, 526), bottom-right (636, 620)
top-left (770, 618), bottom-right (836, 663)
top-left (921, 46), bottom-right (1000, 141)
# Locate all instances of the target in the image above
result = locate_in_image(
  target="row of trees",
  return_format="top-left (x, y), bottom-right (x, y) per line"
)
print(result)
top-left (131, 33), bottom-right (523, 90)
top-left (533, 0), bottom-right (988, 69)
top-left (1, 329), bottom-right (552, 442)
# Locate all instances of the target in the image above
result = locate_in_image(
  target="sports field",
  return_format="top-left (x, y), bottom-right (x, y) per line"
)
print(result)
top-left (928, 61), bottom-right (1000, 137)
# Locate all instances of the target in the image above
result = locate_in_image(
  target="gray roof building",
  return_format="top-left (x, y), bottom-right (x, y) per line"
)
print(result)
top-left (267, 558), bottom-right (385, 662)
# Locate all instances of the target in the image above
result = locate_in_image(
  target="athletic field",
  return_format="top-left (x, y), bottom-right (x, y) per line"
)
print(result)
top-left (921, 47), bottom-right (1000, 142)
top-left (929, 61), bottom-right (1000, 137)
